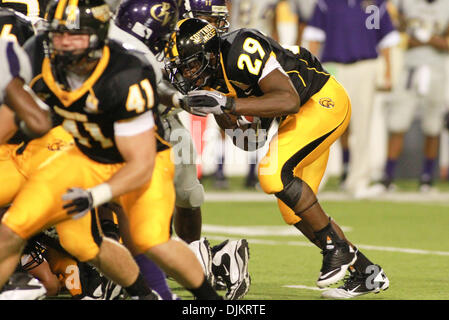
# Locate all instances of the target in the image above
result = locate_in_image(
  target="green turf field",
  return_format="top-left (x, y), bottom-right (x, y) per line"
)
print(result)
top-left (170, 177), bottom-right (449, 300)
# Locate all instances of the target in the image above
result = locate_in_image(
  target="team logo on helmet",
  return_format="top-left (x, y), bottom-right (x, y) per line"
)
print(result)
top-left (150, 2), bottom-right (174, 26)
top-left (189, 23), bottom-right (216, 44)
top-left (91, 4), bottom-right (111, 22)
top-left (319, 97), bottom-right (335, 109)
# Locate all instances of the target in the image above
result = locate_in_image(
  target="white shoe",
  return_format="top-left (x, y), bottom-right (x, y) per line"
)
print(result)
top-left (212, 239), bottom-right (251, 300)
top-left (0, 273), bottom-right (46, 300)
top-left (353, 183), bottom-right (395, 199)
top-left (188, 237), bottom-right (214, 286)
top-left (321, 265), bottom-right (389, 299)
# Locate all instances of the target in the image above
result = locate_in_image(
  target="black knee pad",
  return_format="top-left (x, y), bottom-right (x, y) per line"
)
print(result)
top-left (275, 177), bottom-right (303, 210)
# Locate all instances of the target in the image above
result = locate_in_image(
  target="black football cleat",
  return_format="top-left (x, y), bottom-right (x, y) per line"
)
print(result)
top-left (321, 265), bottom-right (389, 299)
top-left (316, 240), bottom-right (357, 288)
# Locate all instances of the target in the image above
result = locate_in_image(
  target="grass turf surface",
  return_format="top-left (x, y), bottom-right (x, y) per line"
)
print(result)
top-left (169, 176), bottom-right (449, 300)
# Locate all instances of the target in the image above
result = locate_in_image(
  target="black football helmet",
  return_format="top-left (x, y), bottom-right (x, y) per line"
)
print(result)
top-left (44, 0), bottom-right (111, 85)
top-left (21, 239), bottom-right (47, 272)
top-left (165, 18), bottom-right (220, 94)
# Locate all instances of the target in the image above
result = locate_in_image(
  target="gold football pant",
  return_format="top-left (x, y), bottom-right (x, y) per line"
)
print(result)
top-left (2, 146), bottom-right (175, 262)
top-left (258, 76), bottom-right (351, 225)
top-left (0, 126), bottom-right (73, 206)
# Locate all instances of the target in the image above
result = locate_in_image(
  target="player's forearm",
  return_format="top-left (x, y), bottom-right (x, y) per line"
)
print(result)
top-left (0, 105), bottom-right (18, 144)
top-left (233, 90), bottom-right (300, 117)
top-left (427, 35), bottom-right (449, 52)
top-left (308, 41), bottom-right (322, 57)
top-left (157, 80), bottom-right (182, 109)
top-left (106, 156), bottom-right (155, 198)
top-left (106, 129), bottom-right (157, 198)
top-left (380, 47), bottom-right (392, 89)
top-left (5, 79), bottom-right (52, 138)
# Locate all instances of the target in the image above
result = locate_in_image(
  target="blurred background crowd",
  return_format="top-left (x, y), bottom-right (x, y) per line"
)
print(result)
top-left (181, 0), bottom-right (449, 198)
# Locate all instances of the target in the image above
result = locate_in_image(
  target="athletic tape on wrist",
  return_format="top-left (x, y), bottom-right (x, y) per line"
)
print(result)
top-left (88, 183), bottom-right (113, 208)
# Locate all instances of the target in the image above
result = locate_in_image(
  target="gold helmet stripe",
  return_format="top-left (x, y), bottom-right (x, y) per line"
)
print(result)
top-left (55, 0), bottom-right (69, 20)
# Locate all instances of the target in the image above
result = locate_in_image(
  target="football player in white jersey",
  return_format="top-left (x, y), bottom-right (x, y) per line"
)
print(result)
top-left (379, 0), bottom-right (449, 192)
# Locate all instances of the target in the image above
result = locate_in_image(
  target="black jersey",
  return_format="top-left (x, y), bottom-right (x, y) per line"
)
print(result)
top-left (0, 8), bottom-right (34, 45)
top-left (25, 36), bottom-right (169, 164)
top-left (0, 0), bottom-right (49, 18)
top-left (215, 28), bottom-right (330, 106)
top-left (0, 8), bottom-right (35, 145)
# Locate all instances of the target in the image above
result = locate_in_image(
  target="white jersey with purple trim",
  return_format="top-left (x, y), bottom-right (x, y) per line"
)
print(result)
top-left (393, 0), bottom-right (449, 66)
top-left (229, 0), bottom-right (278, 37)
top-left (0, 38), bottom-right (31, 103)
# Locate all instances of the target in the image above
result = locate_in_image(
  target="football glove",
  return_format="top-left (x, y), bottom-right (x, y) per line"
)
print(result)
top-left (62, 184), bottom-right (112, 219)
top-left (62, 188), bottom-right (94, 219)
top-left (181, 90), bottom-right (236, 117)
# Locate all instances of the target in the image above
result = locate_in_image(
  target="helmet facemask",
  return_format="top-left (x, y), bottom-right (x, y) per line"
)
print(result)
top-left (165, 19), bottom-right (220, 94)
top-left (44, 0), bottom-right (111, 87)
top-left (191, 11), bottom-right (229, 34)
top-left (166, 49), bottom-right (217, 94)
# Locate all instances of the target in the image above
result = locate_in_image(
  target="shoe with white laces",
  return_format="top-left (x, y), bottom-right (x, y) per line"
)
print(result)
top-left (0, 272), bottom-right (47, 300)
top-left (188, 237), bottom-right (214, 286)
top-left (317, 241), bottom-right (357, 288)
top-left (321, 265), bottom-right (389, 299)
top-left (212, 239), bottom-right (251, 300)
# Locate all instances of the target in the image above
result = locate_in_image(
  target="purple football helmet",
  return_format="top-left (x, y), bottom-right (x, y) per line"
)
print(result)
top-left (179, 0), bottom-right (229, 33)
top-left (115, 0), bottom-right (179, 54)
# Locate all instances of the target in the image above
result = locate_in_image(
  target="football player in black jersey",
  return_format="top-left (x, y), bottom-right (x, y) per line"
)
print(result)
top-left (166, 18), bottom-right (389, 294)
top-left (0, 0), bottom-right (221, 300)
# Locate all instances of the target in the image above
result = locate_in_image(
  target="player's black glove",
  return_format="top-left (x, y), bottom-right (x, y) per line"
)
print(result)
top-left (181, 90), bottom-right (236, 116)
top-left (62, 188), bottom-right (94, 219)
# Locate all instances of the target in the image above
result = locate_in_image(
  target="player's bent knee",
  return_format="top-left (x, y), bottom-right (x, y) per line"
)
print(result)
top-left (277, 199), bottom-right (301, 225)
top-left (274, 177), bottom-right (303, 210)
top-left (175, 183), bottom-right (204, 208)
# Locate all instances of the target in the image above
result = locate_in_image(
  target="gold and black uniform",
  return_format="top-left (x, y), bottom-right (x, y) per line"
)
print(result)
top-left (217, 28), bottom-right (330, 105)
top-left (0, 0), bottom-right (50, 19)
top-left (2, 35), bottom-right (175, 261)
top-left (26, 35), bottom-right (169, 163)
top-left (207, 27), bottom-right (351, 225)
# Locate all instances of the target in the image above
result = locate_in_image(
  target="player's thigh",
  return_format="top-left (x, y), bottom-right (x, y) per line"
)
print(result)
top-left (120, 149), bottom-right (175, 254)
top-left (0, 145), bottom-right (25, 205)
top-left (387, 70), bottom-right (418, 133)
top-left (296, 148), bottom-right (330, 194)
top-left (422, 101), bottom-right (446, 136)
top-left (14, 126), bottom-right (74, 178)
top-left (2, 147), bottom-right (117, 240)
top-left (258, 76), bottom-right (350, 194)
top-left (174, 162), bottom-right (204, 208)
top-left (422, 72), bottom-right (447, 136)
top-left (55, 211), bottom-right (103, 262)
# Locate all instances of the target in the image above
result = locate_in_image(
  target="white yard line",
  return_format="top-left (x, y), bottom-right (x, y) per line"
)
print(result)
top-left (203, 229), bottom-right (449, 257)
top-left (205, 191), bottom-right (449, 203)
top-left (283, 285), bottom-right (325, 292)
